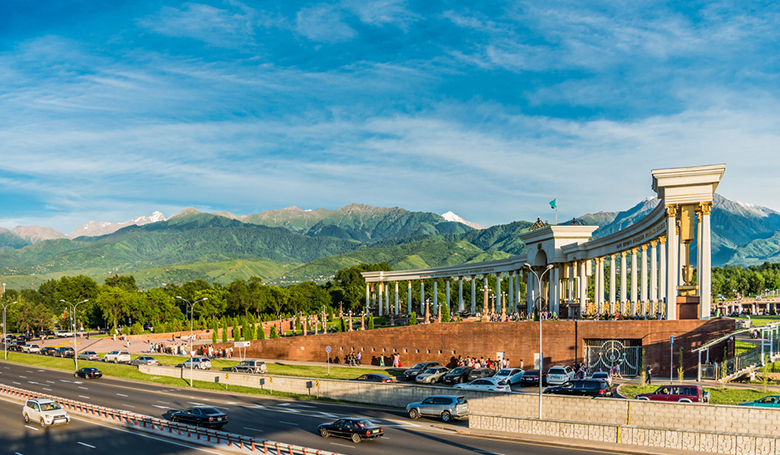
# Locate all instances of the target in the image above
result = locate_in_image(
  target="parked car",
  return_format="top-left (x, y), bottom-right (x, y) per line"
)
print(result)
top-left (104, 350), bottom-right (131, 363)
top-left (318, 418), bottom-right (384, 443)
top-left (442, 367), bottom-right (473, 384)
top-left (404, 362), bottom-right (443, 381)
top-left (416, 367), bottom-right (450, 384)
top-left (170, 406), bottom-right (228, 429)
top-left (635, 385), bottom-right (709, 403)
top-left (352, 374), bottom-right (395, 383)
top-left (40, 346), bottom-right (57, 356)
top-left (467, 368), bottom-right (495, 381)
top-left (543, 379), bottom-right (613, 397)
top-left (22, 398), bottom-right (70, 427)
top-left (545, 366), bottom-right (576, 385)
top-left (55, 330), bottom-right (74, 337)
top-left (56, 347), bottom-right (75, 358)
top-left (131, 356), bottom-right (160, 366)
top-left (492, 368), bottom-right (525, 385)
top-left (10, 341), bottom-right (26, 352)
top-left (231, 359), bottom-right (267, 374)
top-left (22, 344), bottom-right (40, 353)
top-left (74, 367), bottom-right (103, 379)
top-left (77, 351), bottom-right (99, 361)
top-left (182, 357), bottom-right (212, 370)
top-left (590, 371), bottom-right (613, 386)
top-left (739, 395), bottom-right (780, 407)
top-left (519, 370), bottom-right (544, 386)
top-left (453, 377), bottom-right (511, 393)
top-left (406, 395), bottom-right (470, 422)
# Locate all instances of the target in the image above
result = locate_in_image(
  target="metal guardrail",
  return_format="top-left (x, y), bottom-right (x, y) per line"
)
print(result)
top-left (0, 384), bottom-right (342, 455)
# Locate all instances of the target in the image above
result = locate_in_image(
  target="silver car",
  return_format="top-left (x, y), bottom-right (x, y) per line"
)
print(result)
top-left (546, 365), bottom-right (576, 385)
top-left (406, 395), bottom-right (469, 422)
top-left (78, 351), bottom-right (99, 361)
top-left (23, 399), bottom-right (70, 427)
top-left (182, 357), bottom-right (212, 370)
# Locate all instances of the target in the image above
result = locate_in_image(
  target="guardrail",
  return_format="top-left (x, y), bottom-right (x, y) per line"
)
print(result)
top-left (0, 384), bottom-right (342, 455)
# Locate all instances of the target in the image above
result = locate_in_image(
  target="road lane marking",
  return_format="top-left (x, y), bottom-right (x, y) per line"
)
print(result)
top-left (116, 393), bottom-right (128, 397)
top-left (79, 387), bottom-right (89, 390)
top-left (330, 443), bottom-right (355, 449)
top-left (13, 382), bottom-right (20, 385)
top-left (253, 405), bottom-right (266, 409)
top-left (38, 370), bottom-right (45, 372)
top-left (26, 370), bottom-right (33, 373)
top-left (18, 376), bottom-right (27, 378)
top-left (121, 404), bottom-right (135, 408)
top-left (43, 388), bottom-right (52, 392)
top-left (474, 451), bottom-right (505, 455)
top-left (211, 405), bottom-right (230, 410)
top-left (279, 421), bottom-right (298, 426)
top-left (243, 427), bottom-right (263, 432)
top-left (46, 381), bottom-right (55, 384)
top-left (24, 425), bottom-right (39, 431)
top-left (79, 395), bottom-right (90, 399)
top-left (78, 442), bottom-right (96, 449)
top-left (152, 405), bottom-right (170, 409)
top-left (156, 401), bottom-right (170, 404)
top-left (188, 402), bottom-right (206, 406)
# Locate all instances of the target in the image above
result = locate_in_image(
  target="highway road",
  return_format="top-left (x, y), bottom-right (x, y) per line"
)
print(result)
top-left (0, 360), bottom-right (602, 455)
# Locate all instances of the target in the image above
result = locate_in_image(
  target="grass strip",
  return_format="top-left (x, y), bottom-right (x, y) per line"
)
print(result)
top-left (620, 384), bottom-right (770, 405)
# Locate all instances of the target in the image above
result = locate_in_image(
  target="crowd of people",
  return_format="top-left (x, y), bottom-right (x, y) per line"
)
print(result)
top-left (455, 355), bottom-right (517, 370)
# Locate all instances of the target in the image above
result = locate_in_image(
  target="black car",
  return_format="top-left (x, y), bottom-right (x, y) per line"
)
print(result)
top-left (466, 368), bottom-right (495, 381)
top-left (170, 407), bottom-right (228, 429)
top-left (403, 362), bottom-right (443, 381)
top-left (318, 418), bottom-right (384, 444)
top-left (442, 367), bottom-right (473, 384)
top-left (74, 367), bottom-right (103, 379)
top-left (56, 347), bottom-right (75, 358)
top-left (544, 379), bottom-right (613, 397)
top-left (40, 346), bottom-right (57, 356)
top-left (352, 374), bottom-right (395, 383)
top-left (519, 370), bottom-right (544, 386)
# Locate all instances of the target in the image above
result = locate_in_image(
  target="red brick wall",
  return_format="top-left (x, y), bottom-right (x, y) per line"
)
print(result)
top-left (213, 318), bottom-right (734, 377)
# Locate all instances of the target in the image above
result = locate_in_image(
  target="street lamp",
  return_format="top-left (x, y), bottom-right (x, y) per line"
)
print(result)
top-left (2, 300), bottom-right (18, 360)
top-left (524, 262), bottom-right (554, 420)
top-left (59, 299), bottom-right (88, 370)
top-left (176, 296), bottom-right (208, 387)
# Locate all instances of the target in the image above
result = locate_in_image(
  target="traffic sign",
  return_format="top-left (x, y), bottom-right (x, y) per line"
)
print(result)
top-left (234, 341), bottom-right (251, 348)
top-left (670, 336), bottom-right (674, 345)
top-left (326, 346), bottom-right (331, 353)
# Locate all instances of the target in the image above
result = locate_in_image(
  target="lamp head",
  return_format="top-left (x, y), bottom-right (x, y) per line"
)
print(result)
top-left (523, 263), bottom-right (532, 269)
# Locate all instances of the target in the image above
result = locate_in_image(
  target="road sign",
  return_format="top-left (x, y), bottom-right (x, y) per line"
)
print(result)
top-left (326, 346), bottom-right (331, 353)
top-left (670, 336), bottom-right (674, 344)
top-left (234, 341), bottom-right (251, 348)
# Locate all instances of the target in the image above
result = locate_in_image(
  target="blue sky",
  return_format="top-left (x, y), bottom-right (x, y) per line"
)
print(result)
top-left (1, 0), bottom-right (779, 233)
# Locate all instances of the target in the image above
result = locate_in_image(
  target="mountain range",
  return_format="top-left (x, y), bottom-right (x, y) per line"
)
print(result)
top-left (0, 194), bottom-right (779, 289)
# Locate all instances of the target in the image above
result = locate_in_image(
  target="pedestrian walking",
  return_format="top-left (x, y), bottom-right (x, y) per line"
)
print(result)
top-left (646, 365), bottom-right (652, 384)
top-left (615, 363), bottom-right (622, 378)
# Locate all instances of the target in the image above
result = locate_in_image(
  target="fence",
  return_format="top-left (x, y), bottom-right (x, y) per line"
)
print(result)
top-left (0, 384), bottom-right (342, 455)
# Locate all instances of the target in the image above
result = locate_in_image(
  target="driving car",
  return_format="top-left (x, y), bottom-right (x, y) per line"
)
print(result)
top-left (55, 330), bottom-right (74, 337)
top-left (22, 344), bottom-right (40, 353)
top-left (545, 365), bottom-right (576, 385)
top-left (231, 359), bottom-right (267, 374)
top-left (104, 350), bottom-right (131, 363)
top-left (182, 357), bottom-right (212, 370)
top-left (77, 351), bottom-right (99, 361)
top-left (22, 398), bottom-right (70, 427)
top-left (131, 356), bottom-right (160, 366)
top-left (56, 346), bottom-right (75, 358)
top-left (492, 368), bottom-right (525, 385)
top-left (519, 370), bottom-right (544, 386)
top-left (40, 346), bottom-right (57, 356)
top-left (739, 395), bottom-right (780, 407)
top-left (352, 374), bottom-right (395, 383)
top-left (543, 379), bottom-right (613, 397)
top-left (590, 371), bottom-right (613, 386)
top-left (415, 367), bottom-right (450, 384)
top-left (635, 385), bottom-right (709, 403)
top-left (453, 377), bottom-right (511, 393)
top-left (74, 367), bottom-right (103, 379)
top-left (170, 406), bottom-right (228, 428)
top-left (406, 395), bottom-right (470, 422)
top-left (318, 418), bottom-right (384, 443)
top-left (403, 362), bottom-right (443, 381)
top-left (441, 366), bottom-right (473, 384)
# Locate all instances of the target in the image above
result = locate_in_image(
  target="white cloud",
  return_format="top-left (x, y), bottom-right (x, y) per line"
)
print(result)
top-left (295, 4), bottom-right (356, 43)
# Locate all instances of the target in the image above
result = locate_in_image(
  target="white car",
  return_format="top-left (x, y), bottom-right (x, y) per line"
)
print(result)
top-left (22, 344), bottom-right (41, 353)
top-left (182, 357), bottom-right (212, 370)
top-left (545, 365), bottom-right (576, 385)
top-left (23, 398), bottom-right (70, 427)
top-left (492, 368), bottom-right (524, 385)
top-left (416, 367), bottom-right (450, 384)
top-left (104, 350), bottom-right (131, 363)
top-left (591, 371), bottom-right (613, 386)
top-left (55, 330), bottom-right (74, 337)
top-left (453, 377), bottom-right (511, 393)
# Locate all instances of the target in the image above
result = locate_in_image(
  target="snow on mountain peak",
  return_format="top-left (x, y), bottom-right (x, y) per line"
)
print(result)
top-left (441, 211), bottom-right (486, 230)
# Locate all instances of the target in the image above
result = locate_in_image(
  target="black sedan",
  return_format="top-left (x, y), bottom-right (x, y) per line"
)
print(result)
top-left (544, 379), bottom-right (612, 397)
top-left (170, 407), bottom-right (228, 429)
top-left (352, 374), bottom-right (395, 383)
top-left (318, 418), bottom-right (384, 444)
top-left (442, 367), bottom-right (473, 384)
top-left (519, 370), bottom-right (544, 386)
top-left (74, 367), bottom-right (103, 379)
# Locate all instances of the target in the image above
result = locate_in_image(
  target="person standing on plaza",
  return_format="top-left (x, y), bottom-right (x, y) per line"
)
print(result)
top-left (615, 363), bottom-right (623, 378)
top-left (646, 365), bottom-right (652, 384)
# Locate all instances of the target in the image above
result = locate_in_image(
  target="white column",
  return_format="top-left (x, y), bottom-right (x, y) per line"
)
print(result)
top-left (650, 240), bottom-right (658, 314)
top-left (659, 236), bottom-right (667, 306)
top-left (620, 252), bottom-right (628, 314)
top-left (385, 283), bottom-right (390, 315)
top-left (701, 203), bottom-right (712, 319)
top-left (630, 248), bottom-right (638, 315)
top-left (515, 271), bottom-right (522, 312)
top-left (568, 263), bottom-right (574, 304)
top-left (433, 280), bottom-right (438, 314)
top-left (420, 280), bottom-right (424, 313)
top-left (551, 266), bottom-right (559, 316)
top-left (378, 282), bottom-right (384, 316)
top-left (666, 205), bottom-right (679, 320)
top-left (445, 278), bottom-right (451, 315)
top-left (527, 272), bottom-right (534, 312)
top-left (471, 276), bottom-right (477, 314)
top-left (580, 260), bottom-right (588, 312)
top-left (508, 273), bottom-right (514, 313)
top-left (366, 283), bottom-right (370, 309)
top-left (609, 254), bottom-right (616, 314)
top-left (395, 281), bottom-right (399, 315)
top-left (598, 257), bottom-right (605, 314)
top-left (641, 244), bottom-right (648, 315)
top-left (458, 277), bottom-right (464, 312)
top-left (407, 281), bottom-right (412, 315)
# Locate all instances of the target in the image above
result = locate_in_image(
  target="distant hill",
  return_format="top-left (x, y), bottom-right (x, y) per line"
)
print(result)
top-left (11, 225), bottom-right (66, 243)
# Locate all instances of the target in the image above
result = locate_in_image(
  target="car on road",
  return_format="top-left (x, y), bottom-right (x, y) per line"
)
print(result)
top-left (403, 362), bottom-right (443, 381)
top-left (22, 398), bottom-right (70, 427)
top-left (131, 356), bottom-right (160, 366)
top-left (74, 367), bottom-right (103, 379)
top-left (10, 341), bottom-right (26, 352)
top-left (352, 374), bottom-right (395, 383)
top-left (467, 368), bottom-right (495, 381)
top-left (406, 395), bottom-right (469, 422)
top-left (415, 367), bottom-right (450, 384)
top-left (170, 406), bottom-right (228, 429)
top-left (318, 418), bottom-right (384, 443)
top-left (55, 330), bottom-right (74, 337)
top-left (40, 346), bottom-right (57, 356)
top-left (453, 377), bottom-right (511, 393)
top-left (543, 379), bottom-right (613, 397)
top-left (182, 357), bottom-right (212, 370)
top-left (56, 346), bottom-right (75, 358)
top-left (441, 367), bottom-right (473, 384)
top-left (590, 371), bottom-right (613, 386)
top-left (492, 368), bottom-right (525, 385)
top-left (22, 344), bottom-right (40, 353)
top-left (231, 359), bottom-right (267, 374)
top-left (519, 370), bottom-right (544, 386)
top-left (635, 385), bottom-right (709, 403)
top-left (77, 351), bottom-right (99, 361)
top-left (104, 350), bottom-right (131, 363)
top-left (545, 365), bottom-right (576, 385)
top-left (739, 395), bottom-right (780, 407)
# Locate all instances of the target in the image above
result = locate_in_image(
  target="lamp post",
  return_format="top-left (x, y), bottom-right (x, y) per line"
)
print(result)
top-left (59, 299), bottom-right (88, 370)
top-left (524, 263), bottom-right (554, 420)
top-left (176, 296), bottom-right (209, 387)
top-left (2, 300), bottom-right (18, 360)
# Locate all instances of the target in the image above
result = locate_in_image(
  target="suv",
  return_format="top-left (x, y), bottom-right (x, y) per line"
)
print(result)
top-left (104, 350), bottom-right (131, 363)
top-left (182, 357), bottom-right (212, 370)
top-left (406, 395), bottom-right (469, 422)
top-left (23, 398), bottom-right (70, 427)
top-left (544, 379), bottom-right (613, 397)
top-left (545, 365), bottom-right (576, 385)
top-left (636, 385), bottom-right (709, 403)
top-left (403, 362), bottom-right (443, 381)
top-left (77, 351), bottom-right (99, 361)
top-left (231, 359), bottom-right (267, 374)
top-left (56, 346), bottom-right (75, 358)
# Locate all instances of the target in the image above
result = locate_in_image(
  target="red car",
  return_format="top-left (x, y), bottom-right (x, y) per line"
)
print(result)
top-left (636, 385), bottom-right (709, 403)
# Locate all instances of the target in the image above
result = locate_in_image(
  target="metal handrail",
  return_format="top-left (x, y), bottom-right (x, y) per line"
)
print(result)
top-left (0, 384), bottom-right (342, 455)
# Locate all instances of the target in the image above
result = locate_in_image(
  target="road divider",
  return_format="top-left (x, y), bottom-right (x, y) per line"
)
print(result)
top-left (0, 383), bottom-right (343, 455)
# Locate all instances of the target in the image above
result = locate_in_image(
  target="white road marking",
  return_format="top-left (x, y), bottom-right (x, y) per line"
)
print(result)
top-left (318, 412), bottom-right (338, 418)
top-left (121, 404), bottom-right (136, 408)
top-left (210, 405), bottom-right (230, 410)
top-left (3, 367), bottom-right (9, 369)
top-left (243, 427), bottom-right (263, 432)
top-left (278, 421), bottom-right (298, 426)
top-left (253, 405), bottom-right (266, 409)
top-left (24, 425), bottom-right (39, 431)
top-left (18, 376), bottom-right (26, 379)
top-left (26, 370), bottom-right (33, 373)
top-left (43, 388), bottom-right (52, 392)
top-left (152, 405), bottom-right (170, 409)
top-left (78, 387), bottom-right (89, 390)
top-left (227, 401), bottom-right (237, 404)
top-left (116, 393), bottom-right (128, 397)
top-left (156, 401), bottom-right (170, 404)
top-left (13, 382), bottom-right (20, 385)
top-left (188, 402), bottom-right (206, 406)
top-left (330, 443), bottom-right (355, 449)
top-left (279, 402), bottom-right (315, 408)
top-left (59, 380), bottom-right (71, 383)
top-left (79, 395), bottom-right (90, 399)
top-left (474, 451), bottom-right (505, 455)
top-left (38, 370), bottom-right (45, 372)
top-left (46, 381), bottom-right (55, 384)
top-left (77, 442), bottom-right (96, 449)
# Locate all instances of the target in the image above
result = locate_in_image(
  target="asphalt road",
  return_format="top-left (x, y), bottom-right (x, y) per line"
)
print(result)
top-left (0, 359), bottom-right (601, 455)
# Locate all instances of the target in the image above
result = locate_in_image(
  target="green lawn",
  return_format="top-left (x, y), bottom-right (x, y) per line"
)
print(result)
top-left (620, 384), bottom-right (771, 405)
top-left (734, 315), bottom-right (780, 327)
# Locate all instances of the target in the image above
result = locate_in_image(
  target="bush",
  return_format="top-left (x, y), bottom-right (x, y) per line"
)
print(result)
top-left (368, 314), bottom-right (375, 330)
top-left (258, 324), bottom-right (266, 340)
top-left (221, 318), bottom-right (228, 343)
top-left (339, 317), bottom-right (346, 332)
top-left (131, 322), bottom-right (143, 335)
top-left (441, 303), bottom-right (451, 323)
top-left (409, 312), bottom-right (417, 325)
top-left (270, 325), bottom-right (279, 339)
top-left (211, 319), bottom-right (218, 344)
